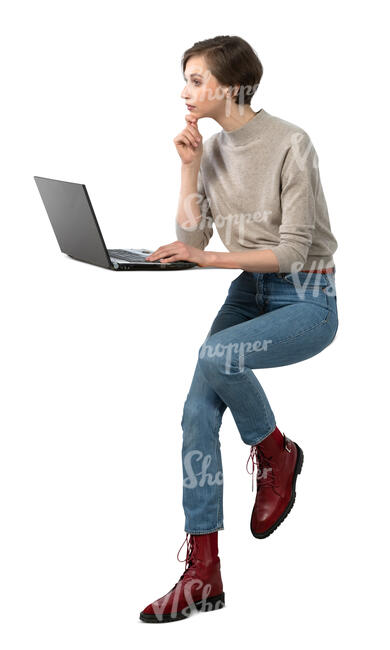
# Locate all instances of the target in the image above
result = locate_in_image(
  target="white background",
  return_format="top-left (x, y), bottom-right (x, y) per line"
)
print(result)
top-left (1, 0), bottom-right (388, 647)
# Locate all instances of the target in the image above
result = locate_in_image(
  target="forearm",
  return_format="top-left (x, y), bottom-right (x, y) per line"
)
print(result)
top-left (204, 249), bottom-right (280, 273)
top-left (176, 163), bottom-right (201, 228)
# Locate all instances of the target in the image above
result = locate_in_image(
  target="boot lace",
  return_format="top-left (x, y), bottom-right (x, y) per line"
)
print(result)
top-left (177, 533), bottom-right (195, 570)
top-left (246, 445), bottom-right (282, 496)
top-left (170, 533), bottom-right (196, 587)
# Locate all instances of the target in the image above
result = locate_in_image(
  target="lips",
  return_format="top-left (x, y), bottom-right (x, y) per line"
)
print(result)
top-left (186, 104), bottom-right (196, 109)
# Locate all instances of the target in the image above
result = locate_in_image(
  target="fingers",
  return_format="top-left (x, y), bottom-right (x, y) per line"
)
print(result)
top-left (156, 253), bottom-right (177, 262)
top-left (185, 114), bottom-right (200, 135)
top-left (146, 244), bottom-right (179, 261)
top-left (175, 115), bottom-right (201, 150)
top-left (175, 127), bottom-right (200, 149)
top-left (180, 133), bottom-right (195, 148)
top-left (187, 123), bottom-right (201, 141)
top-left (159, 256), bottom-right (179, 263)
top-left (185, 114), bottom-right (198, 126)
top-left (183, 124), bottom-right (200, 148)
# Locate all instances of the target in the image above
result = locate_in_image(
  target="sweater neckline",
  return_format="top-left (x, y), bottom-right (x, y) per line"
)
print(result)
top-left (219, 108), bottom-right (267, 147)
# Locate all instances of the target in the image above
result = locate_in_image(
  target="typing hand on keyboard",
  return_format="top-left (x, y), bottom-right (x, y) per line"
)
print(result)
top-left (145, 241), bottom-right (207, 267)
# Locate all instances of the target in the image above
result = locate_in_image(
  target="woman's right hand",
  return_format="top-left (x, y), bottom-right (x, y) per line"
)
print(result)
top-left (173, 114), bottom-right (203, 165)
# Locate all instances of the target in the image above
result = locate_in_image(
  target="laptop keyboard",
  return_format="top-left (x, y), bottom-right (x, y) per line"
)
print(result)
top-left (108, 249), bottom-right (159, 262)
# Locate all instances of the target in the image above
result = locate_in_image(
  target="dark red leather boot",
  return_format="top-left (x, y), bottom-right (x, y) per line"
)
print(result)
top-left (246, 427), bottom-right (304, 538)
top-left (139, 531), bottom-right (225, 623)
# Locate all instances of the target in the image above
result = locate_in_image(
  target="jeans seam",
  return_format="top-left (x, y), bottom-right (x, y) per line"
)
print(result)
top-left (211, 402), bottom-right (223, 528)
top-left (238, 309), bottom-right (331, 355)
top-left (230, 364), bottom-right (275, 433)
top-left (182, 397), bottom-right (224, 534)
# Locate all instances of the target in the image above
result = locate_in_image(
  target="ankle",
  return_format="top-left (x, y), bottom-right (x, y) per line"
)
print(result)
top-left (270, 425), bottom-right (284, 445)
top-left (257, 425), bottom-right (284, 446)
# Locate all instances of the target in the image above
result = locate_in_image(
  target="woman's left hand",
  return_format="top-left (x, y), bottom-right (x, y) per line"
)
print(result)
top-left (145, 241), bottom-right (210, 267)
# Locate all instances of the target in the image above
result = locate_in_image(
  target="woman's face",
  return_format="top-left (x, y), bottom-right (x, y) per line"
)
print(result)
top-left (181, 55), bottom-right (236, 119)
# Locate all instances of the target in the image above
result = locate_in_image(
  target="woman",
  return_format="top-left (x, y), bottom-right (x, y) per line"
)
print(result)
top-left (140, 35), bottom-right (338, 623)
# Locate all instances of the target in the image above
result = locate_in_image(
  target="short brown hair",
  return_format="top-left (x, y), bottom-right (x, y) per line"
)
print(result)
top-left (181, 35), bottom-right (263, 106)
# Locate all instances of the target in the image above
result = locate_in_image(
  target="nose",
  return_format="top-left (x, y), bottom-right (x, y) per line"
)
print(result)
top-left (181, 85), bottom-right (190, 100)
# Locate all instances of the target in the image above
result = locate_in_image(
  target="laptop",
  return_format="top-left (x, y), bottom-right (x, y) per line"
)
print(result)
top-left (33, 176), bottom-right (197, 271)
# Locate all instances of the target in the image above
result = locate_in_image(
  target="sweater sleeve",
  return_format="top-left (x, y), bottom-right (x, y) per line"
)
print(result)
top-left (270, 131), bottom-right (320, 273)
top-left (175, 167), bottom-right (214, 249)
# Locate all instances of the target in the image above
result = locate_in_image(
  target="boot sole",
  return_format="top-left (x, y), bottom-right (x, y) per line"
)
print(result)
top-left (250, 442), bottom-right (304, 539)
top-left (139, 591), bottom-right (225, 623)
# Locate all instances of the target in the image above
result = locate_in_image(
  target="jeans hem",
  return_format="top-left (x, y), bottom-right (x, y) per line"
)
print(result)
top-left (185, 526), bottom-right (224, 534)
top-left (244, 423), bottom-right (277, 446)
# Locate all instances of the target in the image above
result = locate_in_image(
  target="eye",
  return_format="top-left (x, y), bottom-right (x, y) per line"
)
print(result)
top-left (184, 78), bottom-right (201, 86)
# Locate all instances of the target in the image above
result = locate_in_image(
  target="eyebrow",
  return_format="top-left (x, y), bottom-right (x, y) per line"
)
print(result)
top-left (183, 73), bottom-right (203, 80)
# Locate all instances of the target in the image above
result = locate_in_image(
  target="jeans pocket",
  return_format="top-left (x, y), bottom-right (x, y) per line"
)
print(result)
top-left (281, 271), bottom-right (330, 290)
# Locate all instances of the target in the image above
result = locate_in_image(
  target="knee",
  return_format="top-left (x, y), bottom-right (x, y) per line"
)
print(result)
top-left (198, 336), bottom-right (241, 378)
top-left (181, 401), bottom-right (198, 432)
top-left (197, 338), bottom-right (220, 378)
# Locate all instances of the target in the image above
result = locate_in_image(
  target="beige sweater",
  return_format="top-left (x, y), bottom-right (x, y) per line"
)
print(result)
top-left (175, 108), bottom-right (338, 272)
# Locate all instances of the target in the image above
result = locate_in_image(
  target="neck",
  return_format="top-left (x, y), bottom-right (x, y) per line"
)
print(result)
top-left (213, 103), bottom-right (257, 132)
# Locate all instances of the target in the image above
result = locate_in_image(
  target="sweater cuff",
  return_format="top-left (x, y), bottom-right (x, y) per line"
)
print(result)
top-left (269, 245), bottom-right (306, 274)
top-left (175, 220), bottom-right (210, 250)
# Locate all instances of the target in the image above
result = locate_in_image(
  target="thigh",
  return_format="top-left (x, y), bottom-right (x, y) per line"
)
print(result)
top-left (199, 279), bottom-right (338, 370)
top-left (207, 271), bottom-right (261, 338)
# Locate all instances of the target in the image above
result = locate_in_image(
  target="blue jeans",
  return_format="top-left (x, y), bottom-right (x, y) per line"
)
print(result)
top-left (180, 269), bottom-right (339, 534)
